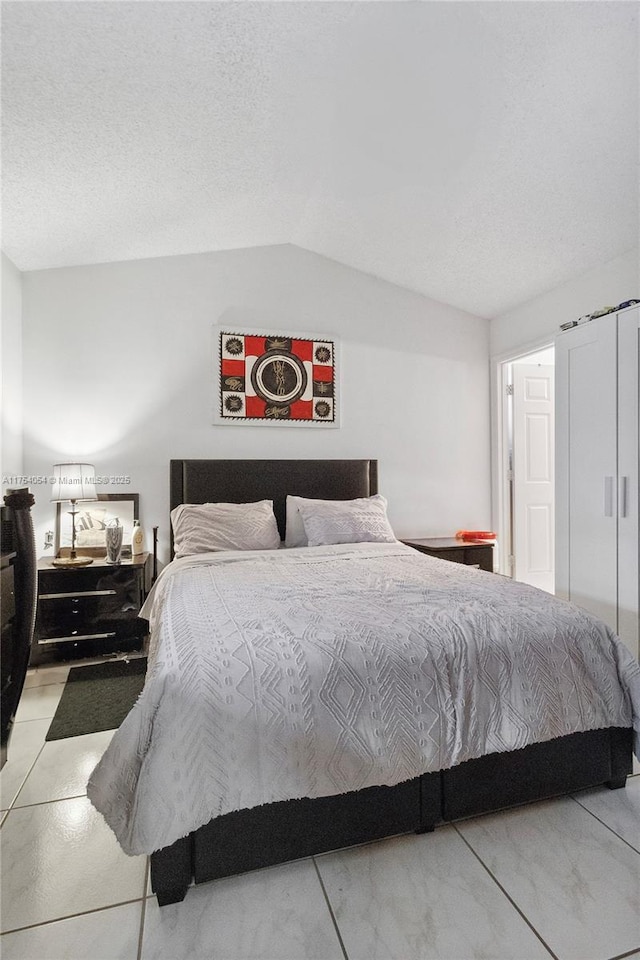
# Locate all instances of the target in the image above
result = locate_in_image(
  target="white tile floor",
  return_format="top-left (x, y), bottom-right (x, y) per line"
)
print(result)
top-left (0, 666), bottom-right (638, 960)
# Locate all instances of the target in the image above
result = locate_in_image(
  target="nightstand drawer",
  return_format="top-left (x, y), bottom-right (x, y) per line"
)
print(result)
top-left (429, 549), bottom-right (466, 565)
top-left (1, 564), bottom-right (15, 626)
top-left (37, 565), bottom-right (142, 596)
top-left (1, 621), bottom-right (14, 676)
top-left (36, 592), bottom-right (142, 641)
top-left (462, 546), bottom-right (493, 571)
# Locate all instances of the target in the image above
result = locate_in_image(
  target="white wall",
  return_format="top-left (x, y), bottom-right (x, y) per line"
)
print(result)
top-left (1, 252), bottom-right (24, 478)
top-left (490, 247), bottom-right (639, 358)
top-left (22, 244), bottom-right (490, 561)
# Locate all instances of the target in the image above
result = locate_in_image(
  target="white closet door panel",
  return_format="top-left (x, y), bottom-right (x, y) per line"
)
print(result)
top-left (617, 306), bottom-right (639, 660)
top-left (556, 317), bottom-right (617, 629)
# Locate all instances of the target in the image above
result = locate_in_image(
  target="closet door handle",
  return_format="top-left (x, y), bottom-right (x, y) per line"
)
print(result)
top-left (604, 477), bottom-right (614, 517)
top-left (618, 476), bottom-right (628, 518)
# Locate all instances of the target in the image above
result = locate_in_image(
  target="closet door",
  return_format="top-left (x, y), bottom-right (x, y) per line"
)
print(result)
top-left (617, 306), bottom-right (639, 659)
top-left (556, 314), bottom-right (617, 630)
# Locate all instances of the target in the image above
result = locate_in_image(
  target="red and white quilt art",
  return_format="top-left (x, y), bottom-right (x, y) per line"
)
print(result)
top-left (216, 331), bottom-right (338, 426)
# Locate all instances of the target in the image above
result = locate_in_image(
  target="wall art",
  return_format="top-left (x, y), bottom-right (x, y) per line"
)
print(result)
top-left (214, 329), bottom-right (339, 427)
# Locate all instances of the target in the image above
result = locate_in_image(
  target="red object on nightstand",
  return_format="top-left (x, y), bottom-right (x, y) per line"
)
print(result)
top-left (455, 530), bottom-right (497, 542)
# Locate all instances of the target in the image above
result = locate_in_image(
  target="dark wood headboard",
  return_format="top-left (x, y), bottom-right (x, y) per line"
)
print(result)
top-left (169, 459), bottom-right (378, 550)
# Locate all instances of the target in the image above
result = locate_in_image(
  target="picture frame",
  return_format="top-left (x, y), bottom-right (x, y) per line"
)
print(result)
top-left (55, 493), bottom-right (140, 558)
top-left (213, 326), bottom-right (340, 428)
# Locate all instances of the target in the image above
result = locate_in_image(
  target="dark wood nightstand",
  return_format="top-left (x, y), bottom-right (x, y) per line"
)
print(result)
top-left (31, 554), bottom-right (151, 665)
top-left (402, 538), bottom-right (494, 572)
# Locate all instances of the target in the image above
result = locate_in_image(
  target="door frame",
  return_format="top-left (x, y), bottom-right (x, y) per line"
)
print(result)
top-left (490, 337), bottom-right (555, 578)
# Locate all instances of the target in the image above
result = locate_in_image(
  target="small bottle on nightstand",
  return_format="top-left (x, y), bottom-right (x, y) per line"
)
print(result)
top-left (131, 519), bottom-right (144, 557)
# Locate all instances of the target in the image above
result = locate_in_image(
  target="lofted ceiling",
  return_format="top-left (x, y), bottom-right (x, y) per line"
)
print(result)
top-left (1, 1), bottom-right (638, 318)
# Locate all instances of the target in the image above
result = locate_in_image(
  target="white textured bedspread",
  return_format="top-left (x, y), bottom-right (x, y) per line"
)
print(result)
top-left (88, 543), bottom-right (640, 855)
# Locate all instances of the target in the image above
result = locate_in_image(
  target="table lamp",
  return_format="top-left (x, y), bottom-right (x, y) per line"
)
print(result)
top-left (51, 463), bottom-right (97, 567)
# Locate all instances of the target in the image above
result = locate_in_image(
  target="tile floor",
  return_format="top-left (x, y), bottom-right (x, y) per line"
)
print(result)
top-left (1, 664), bottom-right (639, 960)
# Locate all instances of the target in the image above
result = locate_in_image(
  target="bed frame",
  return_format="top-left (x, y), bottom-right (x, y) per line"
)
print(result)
top-left (150, 458), bottom-right (633, 906)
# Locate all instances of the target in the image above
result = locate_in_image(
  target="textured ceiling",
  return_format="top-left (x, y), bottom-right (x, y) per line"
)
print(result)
top-left (2, 1), bottom-right (638, 317)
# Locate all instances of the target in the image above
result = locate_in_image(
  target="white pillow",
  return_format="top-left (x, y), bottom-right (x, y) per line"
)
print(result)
top-left (296, 494), bottom-right (396, 548)
top-left (171, 501), bottom-right (280, 558)
top-left (285, 495), bottom-right (328, 548)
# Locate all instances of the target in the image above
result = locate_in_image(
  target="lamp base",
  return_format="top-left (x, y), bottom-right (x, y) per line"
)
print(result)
top-left (52, 556), bottom-right (94, 567)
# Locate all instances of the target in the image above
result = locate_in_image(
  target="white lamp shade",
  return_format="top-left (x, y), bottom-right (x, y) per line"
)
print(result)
top-left (50, 463), bottom-right (97, 502)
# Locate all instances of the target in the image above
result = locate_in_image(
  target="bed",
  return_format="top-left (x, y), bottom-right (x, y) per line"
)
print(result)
top-left (88, 458), bottom-right (638, 906)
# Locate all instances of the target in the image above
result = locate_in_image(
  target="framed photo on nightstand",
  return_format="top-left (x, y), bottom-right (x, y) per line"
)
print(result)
top-left (55, 493), bottom-right (140, 558)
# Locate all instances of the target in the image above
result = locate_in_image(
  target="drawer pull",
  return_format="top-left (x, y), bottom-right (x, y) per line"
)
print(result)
top-left (39, 589), bottom-right (118, 600)
top-left (38, 631), bottom-right (117, 645)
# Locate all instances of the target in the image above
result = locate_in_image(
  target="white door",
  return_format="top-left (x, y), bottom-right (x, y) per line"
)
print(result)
top-left (617, 305), bottom-right (639, 659)
top-left (556, 316), bottom-right (618, 630)
top-left (512, 363), bottom-right (555, 592)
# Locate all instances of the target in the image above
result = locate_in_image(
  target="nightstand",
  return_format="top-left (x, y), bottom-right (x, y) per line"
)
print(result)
top-left (402, 538), bottom-right (494, 572)
top-left (31, 554), bottom-right (151, 665)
